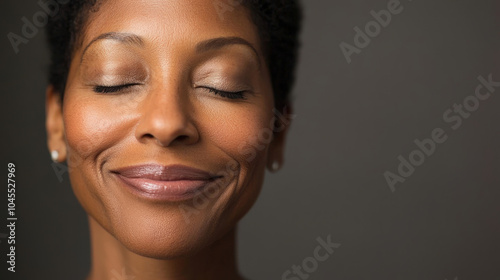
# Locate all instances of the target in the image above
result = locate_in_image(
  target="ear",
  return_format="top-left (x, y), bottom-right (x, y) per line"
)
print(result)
top-left (267, 104), bottom-right (294, 172)
top-left (46, 85), bottom-right (66, 162)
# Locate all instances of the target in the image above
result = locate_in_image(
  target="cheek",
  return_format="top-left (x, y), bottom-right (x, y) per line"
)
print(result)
top-left (62, 92), bottom-right (138, 228)
top-left (205, 102), bottom-right (275, 223)
top-left (63, 93), bottom-right (132, 165)
top-left (198, 99), bottom-right (275, 169)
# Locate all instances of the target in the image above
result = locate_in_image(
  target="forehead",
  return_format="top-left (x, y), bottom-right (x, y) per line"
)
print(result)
top-left (77, 0), bottom-right (261, 53)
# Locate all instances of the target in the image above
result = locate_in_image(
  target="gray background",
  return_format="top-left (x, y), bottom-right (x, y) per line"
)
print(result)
top-left (1, 0), bottom-right (499, 279)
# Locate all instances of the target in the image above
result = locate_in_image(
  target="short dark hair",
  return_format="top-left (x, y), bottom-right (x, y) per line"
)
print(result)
top-left (46, 0), bottom-right (302, 110)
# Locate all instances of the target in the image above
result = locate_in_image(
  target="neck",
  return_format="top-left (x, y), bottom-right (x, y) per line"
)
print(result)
top-left (86, 216), bottom-right (243, 280)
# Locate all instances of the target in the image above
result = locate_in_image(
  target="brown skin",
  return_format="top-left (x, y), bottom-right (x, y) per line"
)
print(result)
top-left (46, 0), bottom-right (290, 279)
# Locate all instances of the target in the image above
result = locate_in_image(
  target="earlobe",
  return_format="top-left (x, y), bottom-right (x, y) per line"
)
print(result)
top-left (267, 136), bottom-right (284, 172)
top-left (266, 105), bottom-right (293, 172)
top-left (45, 85), bottom-right (66, 162)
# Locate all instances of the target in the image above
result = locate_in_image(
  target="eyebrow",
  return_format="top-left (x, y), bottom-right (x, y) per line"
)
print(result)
top-left (195, 36), bottom-right (261, 66)
top-left (80, 32), bottom-right (144, 63)
top-left (81, 32), bottom-right (261, 67)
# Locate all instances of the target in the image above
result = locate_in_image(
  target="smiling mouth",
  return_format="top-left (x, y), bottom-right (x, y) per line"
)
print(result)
top-left (111, 164), bottom-right (223, 202)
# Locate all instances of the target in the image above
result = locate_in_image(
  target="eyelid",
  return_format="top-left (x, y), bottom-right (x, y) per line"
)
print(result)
top-left (80, 59), bottom-right (150, 87)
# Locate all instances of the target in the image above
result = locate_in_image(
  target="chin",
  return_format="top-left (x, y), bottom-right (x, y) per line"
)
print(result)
top-left (90, 198), bottom-right (231, 259)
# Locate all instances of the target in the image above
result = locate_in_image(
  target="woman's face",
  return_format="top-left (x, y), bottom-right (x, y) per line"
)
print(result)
top-left (46, 0), bottom-right (288, 258)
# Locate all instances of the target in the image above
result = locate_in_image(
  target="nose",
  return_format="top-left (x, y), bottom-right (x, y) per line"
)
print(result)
top-left (135, 85), bottom-right (199, 147)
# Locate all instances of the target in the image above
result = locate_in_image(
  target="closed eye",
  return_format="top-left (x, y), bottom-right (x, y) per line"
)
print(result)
top-left (93, 83), bottom-right (141, 94)
top-left (92, 84), bottom-right (246, 99)
top-left (201, 87), bottom-right (247, 100)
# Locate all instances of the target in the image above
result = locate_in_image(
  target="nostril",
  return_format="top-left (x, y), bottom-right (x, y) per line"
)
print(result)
top-left (175, 135), bottom-right (189, 142)
top-left (143, 133), bottom-right (155, 139)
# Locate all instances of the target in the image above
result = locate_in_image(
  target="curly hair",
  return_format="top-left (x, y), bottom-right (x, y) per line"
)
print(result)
top-left (46, 0), bottom-right (302, 110)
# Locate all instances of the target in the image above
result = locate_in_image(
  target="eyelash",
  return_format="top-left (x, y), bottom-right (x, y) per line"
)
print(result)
top-left (202, 87), bottom-right (247, 100)
top-left (93, 84), bottom-right (247, 100)
top-left (93, 83), bottom-right (140, 93)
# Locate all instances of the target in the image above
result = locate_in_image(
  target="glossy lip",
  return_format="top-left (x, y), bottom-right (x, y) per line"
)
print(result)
top-left (111, 164), bottom-right (223, 202)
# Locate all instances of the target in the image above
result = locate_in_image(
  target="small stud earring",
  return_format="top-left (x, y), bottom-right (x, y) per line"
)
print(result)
top-left (271, 161), bottom-right (280, 172)
top-left (51, 150), bottom-right (59, 162)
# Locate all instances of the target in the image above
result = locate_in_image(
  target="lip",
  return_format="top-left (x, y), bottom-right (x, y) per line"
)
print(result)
top-left (111, 164), bottom-right (222, 202)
